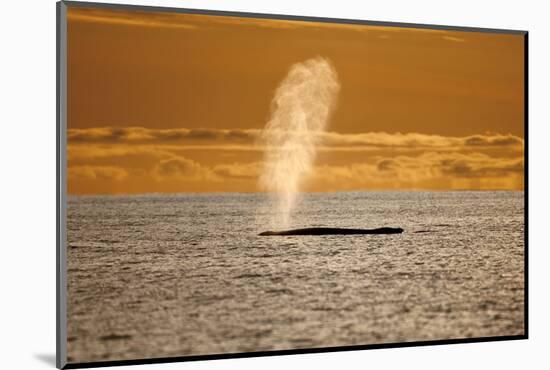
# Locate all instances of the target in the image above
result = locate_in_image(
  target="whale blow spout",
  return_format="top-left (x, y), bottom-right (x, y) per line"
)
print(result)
top-left (258, 227), bottom-right (404, 236)
top-left (258, 57), bottom-right (340, 229)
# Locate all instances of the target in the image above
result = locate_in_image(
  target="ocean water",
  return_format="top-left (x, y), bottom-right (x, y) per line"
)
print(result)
top-left (66, 191), bottom-right (525, 363)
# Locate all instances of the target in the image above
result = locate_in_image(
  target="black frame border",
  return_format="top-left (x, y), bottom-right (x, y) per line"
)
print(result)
top-left (56, 1), bottom-right (529, 368)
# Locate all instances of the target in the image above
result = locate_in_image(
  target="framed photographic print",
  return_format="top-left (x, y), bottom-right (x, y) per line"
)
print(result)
top-left (56, 1), bottom-right (527, 368)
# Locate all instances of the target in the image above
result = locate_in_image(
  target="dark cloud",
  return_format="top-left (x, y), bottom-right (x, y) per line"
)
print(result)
top-left (322, 132), bottom-right (524, 149)
top-left (311, 152), bottom-right (524, 190)
top-left (213, 163), bottom-right (260, 180)
top-left (213, 168), bottom-right (253, 180)
top-left (464, 135), bottom-right (523, 147)
top-left (69, 127), bottom-right (523, 152)
top-left (377, 159), bottom-right (397, 171)
top-left (154, 157), bottom-right (207, 178)
top-left (152, 157), bottom-right (261, 182)
top-left (441, 158), bottom-right (524, 178)
top-left (68, 127), bottom-right (257, 145)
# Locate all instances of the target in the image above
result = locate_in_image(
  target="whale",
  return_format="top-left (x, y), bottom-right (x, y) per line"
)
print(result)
top-left (258, 227), bottom-right (404, 236)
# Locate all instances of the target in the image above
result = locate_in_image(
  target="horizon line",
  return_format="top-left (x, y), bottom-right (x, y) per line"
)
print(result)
top-left (67, 188), bottom-right (525, 197)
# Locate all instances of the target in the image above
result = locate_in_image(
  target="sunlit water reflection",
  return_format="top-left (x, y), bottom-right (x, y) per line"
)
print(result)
top-left (67, 191), bottom-right (524, 363)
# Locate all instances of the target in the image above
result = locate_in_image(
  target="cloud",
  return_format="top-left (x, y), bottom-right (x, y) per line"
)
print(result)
top-left (68, 165), bottom-right (128, 181)
top-left (376, 158), bottom-right (397, 171)
top-left (67, 150), bottom-right (524, 194)
top-left (68, 7), bottom-right (197, 29)
top-left (155, 158), bottom-right (261, 181)
top-left (153, 156), bottom-right (216, 181)
top-left (66, 127), bottom-right (524, 193)
top-left (68, 6), bottom-right (468, 37)
top-left (202, 16), bottom-right (453, 33)
top-left (68, 6), bottom-right (352, 31)
top-left (395, 151), bottom-right (523, 177)
top-left (442, 35), bottom-right (466, 43)
top-left (463, 135), bottom-right (523, 147)
top-left (68, 144), bottom-right (172, 161)
top-left (68, 127), bottom-right (524, 152)
top-left (213, 162), bottom-right (261, 180)
top-left (68, 127), bottom-right (256, 145)
top-left (308, 151), bottom-right (524, 190)
top-left (439, 155), bottom-right (524, 178)
top-left (320, 131), bottom-right (524, 150)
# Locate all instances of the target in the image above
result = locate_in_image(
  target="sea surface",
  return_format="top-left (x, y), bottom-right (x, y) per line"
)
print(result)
top-left (67, 191), bottom-right (525, 363)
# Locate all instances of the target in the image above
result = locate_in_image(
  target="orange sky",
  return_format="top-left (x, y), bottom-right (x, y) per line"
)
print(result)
top-left (66, 6), bottom-right (525, 195)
